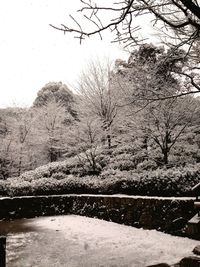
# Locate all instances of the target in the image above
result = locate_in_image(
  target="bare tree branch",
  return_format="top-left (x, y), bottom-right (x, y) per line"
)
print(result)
top-left (51, 0), bottom-right (200, 51)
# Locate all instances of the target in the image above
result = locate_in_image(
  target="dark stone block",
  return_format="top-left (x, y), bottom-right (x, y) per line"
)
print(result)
top-left (193, 246), bottom-right (200, 256)
top-left (180, 256), bottom-right (200, 267)
top-left (168, 217), bottom-right (187, 232)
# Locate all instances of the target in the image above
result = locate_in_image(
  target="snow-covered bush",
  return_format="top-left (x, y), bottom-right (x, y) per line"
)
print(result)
top-left (108, 154), bottom-right (137, 171)
top-left (0, 180), bottom-right (8, 196)
top-left (100, 168), bottom-right (119, 179)
top-left (137, 160), bottom-right (157, 171)
top-left (3, 160), bottom-right (200, 197)
top-left (7, 180), bottom-right (33, 196)
top-left (51, 172), bottom-right (67, 180)
top-left (112, 144), bottom-right (135, 155)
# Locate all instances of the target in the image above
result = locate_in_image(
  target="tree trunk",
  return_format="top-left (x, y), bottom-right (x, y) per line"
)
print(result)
top-left (49, 148), bottom-right (57, 162)
top-left (18, 146), bottom-right (23, 176)
top-left (163, 149), bottom-right (168, 165)
top-left (142, 136), bottom-right (148, 150)
top-left (107, 134), bottom-right (111, 149)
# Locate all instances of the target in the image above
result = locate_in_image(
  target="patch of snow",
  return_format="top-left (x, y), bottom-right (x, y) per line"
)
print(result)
top-left (0, 194), bottom-right (195, 200)
top-left (76, 194), bottom-right (195, 200)
top-left (21, 215), bottom-right (199, 266)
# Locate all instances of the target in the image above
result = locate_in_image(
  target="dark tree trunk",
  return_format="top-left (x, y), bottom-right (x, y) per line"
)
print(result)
top-left (107, 134), bottom-right (111, 149)
top-left (49, 152), bottom-right (57, 162)
top-left (18, 146), bottom-right (23, 176)
top-left (142, 136), bottom-right (148, 150)
top-left (163, 149), bottom-right (169, 165)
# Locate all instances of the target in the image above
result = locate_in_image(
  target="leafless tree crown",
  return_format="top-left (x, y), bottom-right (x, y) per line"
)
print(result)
top-left (50, 0), bottom-right (200, 49)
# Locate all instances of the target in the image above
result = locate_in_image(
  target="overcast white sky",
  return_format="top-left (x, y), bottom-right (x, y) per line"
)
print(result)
top-left (0, 1), bottom-right (154, 108)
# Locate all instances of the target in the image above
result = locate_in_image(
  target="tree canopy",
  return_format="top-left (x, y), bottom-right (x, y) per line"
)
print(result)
top-left (112, 44), bottom-right (200, 102)
top-left (33, 82), bottom-right (77, 118)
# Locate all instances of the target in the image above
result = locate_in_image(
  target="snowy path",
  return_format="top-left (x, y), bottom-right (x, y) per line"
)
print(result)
top-left (3, 215), bottom-right (200, 267)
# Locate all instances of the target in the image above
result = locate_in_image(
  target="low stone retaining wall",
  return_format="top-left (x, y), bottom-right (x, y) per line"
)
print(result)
top-left (0, 194), bottom-right (196, 235)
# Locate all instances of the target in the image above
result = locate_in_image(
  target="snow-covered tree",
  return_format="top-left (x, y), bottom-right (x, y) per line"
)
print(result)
top-left (77, 59), bottom-right (119, 148)
top-left (33, 100), bottom-right (74, 162)
top-left (112, 45), bottom-right (198, 165)
top-left (33, 81), bottom-right (77, 118)
top-left (69, 116), bottom-right (104, 175)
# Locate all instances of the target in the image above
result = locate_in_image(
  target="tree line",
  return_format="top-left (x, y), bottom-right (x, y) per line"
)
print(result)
top-left (1, 44), bottom-right (200, 179)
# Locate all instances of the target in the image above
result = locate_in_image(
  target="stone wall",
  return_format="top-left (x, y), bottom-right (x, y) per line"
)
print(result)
top-left (0, 195), bottom-right (196, 235)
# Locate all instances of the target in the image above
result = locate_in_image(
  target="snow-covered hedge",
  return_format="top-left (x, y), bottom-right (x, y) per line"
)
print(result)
top-left (1, 163), bottom-right (200, 197)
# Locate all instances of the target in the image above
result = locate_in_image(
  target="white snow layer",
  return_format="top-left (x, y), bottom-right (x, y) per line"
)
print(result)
top-left (20, 215), bottom-right (200, 267)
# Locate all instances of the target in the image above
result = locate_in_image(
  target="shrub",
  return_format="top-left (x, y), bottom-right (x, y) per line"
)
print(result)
top-left (31, 178), bottom-right (60, 195)
top-left (137, 160), bottom-right (158, 171)
top-left (51, 172), bottom-right (67, 180)
top-left (108, 154), bottom-right (137, 171)
top-left (3, 159), bottom-right (200, 197)
top-left (112, 144), bottom-right (135, 155)
top-left (0, 180), bottom-right (8, 196)
top-left (7, 179), bottom-right (33, 197)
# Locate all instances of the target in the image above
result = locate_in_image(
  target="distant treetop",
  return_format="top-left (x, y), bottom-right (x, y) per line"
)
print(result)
top-left (33, 82), bottom-right (77, 118)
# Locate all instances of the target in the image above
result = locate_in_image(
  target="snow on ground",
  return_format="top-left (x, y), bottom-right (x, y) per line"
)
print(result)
top-left (4, 215), bottom-right (200, 267)
top-left (0, 194), bottom-right (195, 200)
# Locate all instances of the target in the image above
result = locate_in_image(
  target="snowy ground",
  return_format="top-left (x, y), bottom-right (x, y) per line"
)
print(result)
top-left (2, 215), bottom-right (200, 267)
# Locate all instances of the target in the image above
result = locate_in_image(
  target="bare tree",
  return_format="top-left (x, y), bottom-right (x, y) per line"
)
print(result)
top-left (34, 100), bottom-right (73, 162)
top-left (0, 108), bottom-right (36, 177)
top-left (77, 59), bottom-right (119, 148)
top-left (70, 116), bottom-right (104, 175)
top-left (16, 111), bottom-right (34, 175)
top-left (138, 96), bottom-right (197, 165)
top-left (0, 113), bottom-right (13, 179)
